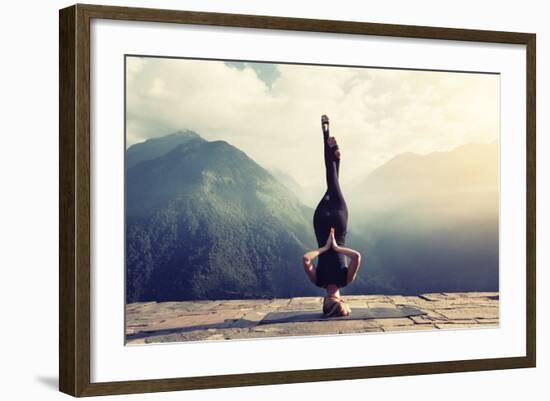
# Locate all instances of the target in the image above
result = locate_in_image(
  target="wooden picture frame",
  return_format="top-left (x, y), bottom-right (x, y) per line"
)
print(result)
top-left (59, 3), bottom-right (536, 397)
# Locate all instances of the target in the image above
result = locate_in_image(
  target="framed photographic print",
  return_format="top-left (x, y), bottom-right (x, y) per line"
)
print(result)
top-left (59, 3), bottom-right (536, 397)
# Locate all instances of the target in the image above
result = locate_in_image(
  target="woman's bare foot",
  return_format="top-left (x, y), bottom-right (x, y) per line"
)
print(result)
top-left (321, 114), bottom-right (329, 134)
top-left (327, 136), bottom-right (341, 159)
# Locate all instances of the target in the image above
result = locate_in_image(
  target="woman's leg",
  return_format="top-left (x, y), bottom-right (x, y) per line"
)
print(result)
top-left (323, 121), bottom-right (341, 178)
top-left (325, 158), bottom-right (344, 205)
top-left (322, 122), bottom-right (348, 246)
top-left (316, 115), bottom-right (349, 256)
top-left (322, 121), bottom-right (345, 205)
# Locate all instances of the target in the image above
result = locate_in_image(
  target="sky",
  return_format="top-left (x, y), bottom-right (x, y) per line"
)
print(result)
top-left (126, 56), bottom-right (499, 191)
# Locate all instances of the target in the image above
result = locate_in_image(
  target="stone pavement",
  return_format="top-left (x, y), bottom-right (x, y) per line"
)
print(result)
top-left (125, 292), bottom-right (499, 345)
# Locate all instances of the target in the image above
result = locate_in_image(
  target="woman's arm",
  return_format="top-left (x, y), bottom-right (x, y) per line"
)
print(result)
top-left (329, 229), bottom-right (362, 284)
top-left (302, 246), bottom-right (328, 267)
top-left (302, 231), bottom-right (332, 284)
top-left (333, 244), bottom-right (361, 260)
top-left (302, 246), bottom-right (326, 285)
top-left (336, 245), bottom-right (362, 284)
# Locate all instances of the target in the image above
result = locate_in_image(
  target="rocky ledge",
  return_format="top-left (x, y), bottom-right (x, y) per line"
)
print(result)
top-left (126, 292), bottom-right (499, 345)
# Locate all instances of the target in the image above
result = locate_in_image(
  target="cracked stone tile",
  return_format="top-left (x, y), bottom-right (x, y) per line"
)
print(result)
top-left (228, 309), bottom-right (269, 328)
top-left (203, 333), bottom-right (225, 341)
top-left (419, 293), bottom-right (449, 301)
top-left (126, 301), bottom-right (157, 311)
top-left (435, 307), bottom-right (499, 320)
top-left (136, 301), bottom-right (223, 313)
top-left (410, 315), bottom-right (437, 324)
top-left (345, 295), bottom-right (391, 302)
top-left (389, 296), bottom-right (439, 310)
top-left (131, 309), bottom-right (246, 334)
top-left (421, 310), bottom-right (449, 320)
top-left (268, 298), bottom-right (292, 308)
top-left (475, 318), bottom-right (500, 325)
top-left (420, 298), bottom-right (498, 309)
top-left (344, 299), bottom-right (369, 308)
top-left (214, 299), bottom-right (272, 310)
top-left (443, 292), bottom-right (499, 299)
top-left (367, 302), bottom-right (397, 309)
top-left (125, 338), bottom-right (147, 345)
top-left (284, 299), bottom-right (323, 311)
top-left (383, 324), bottom-right (438, 332)
top-left (435, 322), bottom-right (488, 330)
top-left (368, 318), bottom-right (416, 328)
top-left (289, 297), bottom-right (323, 303)
top-left (386, 295), bottom-right (411, 304)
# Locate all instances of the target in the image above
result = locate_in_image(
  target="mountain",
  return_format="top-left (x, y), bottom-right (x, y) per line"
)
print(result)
top-left (268, 168), bottom-right (303, 198)
top-left (345, 141), bottom-right (499, 296)
top-left (125, 132), bottom-right (317, 302)
top-left (350, 141), bottom-right (499, 225)
top-left (126, 130), bottom-right (201, 168)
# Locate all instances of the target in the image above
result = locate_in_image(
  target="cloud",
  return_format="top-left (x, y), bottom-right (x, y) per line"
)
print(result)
top-left (225, 61), bottom-right (280, 88)
top-left (126, 56), bottom-right (499, 192)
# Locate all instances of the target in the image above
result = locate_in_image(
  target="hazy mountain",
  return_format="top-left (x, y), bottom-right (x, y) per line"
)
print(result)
top-left (126, 130), bottom-right (202, 168)
top-left (350, 140), bottom-right (499, 225)
top-left (345, 141), bottom-right (499, 295)
top-left (268, 168), bottom-right (303, 198)
top-left (126, 132), bottom-right (317, 302)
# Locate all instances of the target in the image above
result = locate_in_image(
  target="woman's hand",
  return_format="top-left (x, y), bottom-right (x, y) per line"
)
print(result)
top-left (322, 228), bottom-right (333, 251)
top-left (329, 228), bottom-right (339, 250)
top-left (323, 227), bottom-right (339, 251)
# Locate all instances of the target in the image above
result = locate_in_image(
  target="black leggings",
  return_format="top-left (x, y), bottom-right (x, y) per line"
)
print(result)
top-left (313, 125), bottom-right (349, 288)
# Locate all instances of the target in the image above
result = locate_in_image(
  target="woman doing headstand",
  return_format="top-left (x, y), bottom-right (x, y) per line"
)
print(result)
top-left (302, 115), bottom-right (362, 317)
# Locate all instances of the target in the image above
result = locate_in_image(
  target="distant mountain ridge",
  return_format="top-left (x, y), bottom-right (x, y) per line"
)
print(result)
top-left (349, 140), bottom-right (499, 223)
top-left (364, 141), bottom-right (498, 190)
top-left (126, 130), bottom-right (202, 169)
